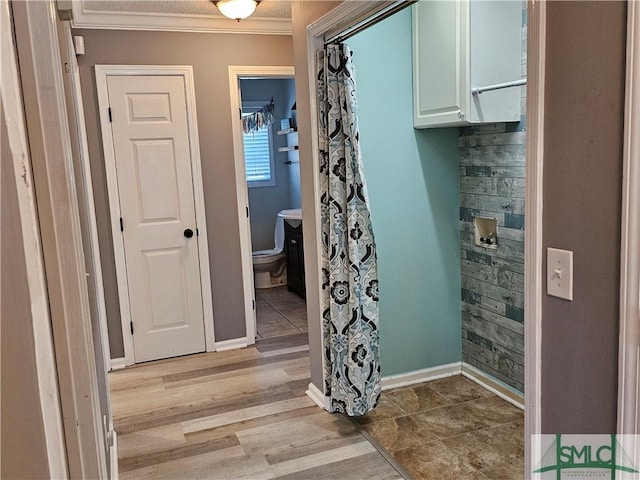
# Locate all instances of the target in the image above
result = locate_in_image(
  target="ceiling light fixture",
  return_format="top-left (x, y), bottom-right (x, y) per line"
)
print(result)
top-left (213, 0), bottom-right (260, 22)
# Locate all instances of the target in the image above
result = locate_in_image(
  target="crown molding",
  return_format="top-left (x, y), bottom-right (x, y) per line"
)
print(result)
top-left (70, 1), bottom-right (292, 35)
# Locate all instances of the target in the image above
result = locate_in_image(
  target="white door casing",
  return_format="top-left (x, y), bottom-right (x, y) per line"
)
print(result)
top-left (618, 0), bottom-right (640, 437)
top-left (96, 66), bottom-right (215, 365)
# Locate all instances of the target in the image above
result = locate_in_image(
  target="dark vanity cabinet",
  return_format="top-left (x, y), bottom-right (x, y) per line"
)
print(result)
top-left (284, 220), bottom-right (305, 299)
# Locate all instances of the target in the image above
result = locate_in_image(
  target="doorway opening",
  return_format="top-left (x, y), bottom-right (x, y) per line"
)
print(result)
top-left (228, 67), bottom-right (309, 345)
top-left (241, 77), bottom-right (307, 341)
top-left (303, 2), bottom-right (544, 472)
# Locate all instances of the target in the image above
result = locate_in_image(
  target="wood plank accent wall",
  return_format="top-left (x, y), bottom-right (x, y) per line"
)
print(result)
top-left (459, 1), bottom-right (527, 393)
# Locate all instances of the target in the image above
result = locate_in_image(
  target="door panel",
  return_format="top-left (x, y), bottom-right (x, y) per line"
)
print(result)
top-left (107, 75), bottom-right (205, 363)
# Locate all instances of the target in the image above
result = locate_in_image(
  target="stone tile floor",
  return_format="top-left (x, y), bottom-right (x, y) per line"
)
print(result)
top-left (255, 287), bottom-right (307, 339)
top-left (355, 375), bottom-right (524, 479)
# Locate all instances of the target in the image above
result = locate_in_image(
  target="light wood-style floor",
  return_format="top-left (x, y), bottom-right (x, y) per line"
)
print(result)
top-left (111, 288), bottom-right (523, 479)
top-left (110, 291), bottom-right (403, 479)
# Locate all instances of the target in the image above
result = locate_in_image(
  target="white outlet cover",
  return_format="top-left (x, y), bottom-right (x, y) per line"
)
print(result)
top-left (547, 247), bottom-right (573, 301)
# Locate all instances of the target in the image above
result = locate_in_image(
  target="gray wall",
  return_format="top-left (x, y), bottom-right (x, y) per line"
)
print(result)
top-left (542, 1), bottom-right (626, 433)
top-left (241, 78), bottom-right (298, 251)
top-left (1, 109), bottom-right (51, 480)
top-left (74, 29), bottom-right (294, 356)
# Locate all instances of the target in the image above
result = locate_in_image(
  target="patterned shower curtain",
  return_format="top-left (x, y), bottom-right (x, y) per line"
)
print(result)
top-left (317, 43), bottom-right (381, 416)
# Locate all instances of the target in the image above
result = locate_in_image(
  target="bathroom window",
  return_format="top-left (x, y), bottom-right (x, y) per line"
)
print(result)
top-left (243, 102), bottom-right (276, 188)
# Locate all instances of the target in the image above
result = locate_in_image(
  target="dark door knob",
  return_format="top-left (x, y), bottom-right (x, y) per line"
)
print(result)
top-left (184, 228), bottom-right (194, 238)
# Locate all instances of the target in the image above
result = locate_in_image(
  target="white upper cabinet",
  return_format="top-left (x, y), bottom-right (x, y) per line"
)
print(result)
top-left (413, 0), bottom-right (523, 128)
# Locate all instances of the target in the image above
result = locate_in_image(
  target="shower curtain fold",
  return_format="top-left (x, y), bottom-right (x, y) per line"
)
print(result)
top-left (317, 43), bottom-right (381, 416)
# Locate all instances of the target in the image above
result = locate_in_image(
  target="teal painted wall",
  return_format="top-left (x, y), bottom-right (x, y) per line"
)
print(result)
top-left (348, 8), bottom-right (462, 376)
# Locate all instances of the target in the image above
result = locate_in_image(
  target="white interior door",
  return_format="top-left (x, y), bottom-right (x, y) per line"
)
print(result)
top-left (106, 74), bottom-right (205, 363)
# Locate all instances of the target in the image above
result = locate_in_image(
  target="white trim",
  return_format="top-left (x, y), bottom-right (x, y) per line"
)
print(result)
top-left (94, 65), bottom-right (216, 365)
top-left (307, 1), bottom-right (397, 41)
top-left (306, 382), bottom-right (331, 411)
top-left (110, 358), bottom-right (127, 371)
top-left (63, 25), bottom-right (112, 382)
top-left (618, 0), bottom-right (640, 436)
top-left (214, 337), bottom-right (249, 352)
top-left (305, 17), bottom-right (328, 399)
top-left (461, 363), bottom-right (525, 410)
top-left (110, 427), bottom-right (119, 480)
top-left (381, 362), bottom-right (462, 391)
top-left (524, 0), bottom-right (545, 475)
top-left (1, 2), bottom-right (68, 476)
top-left (228, 65), bottom-right (295, 346)
top-left (70, 1), bottom-right (292, 35)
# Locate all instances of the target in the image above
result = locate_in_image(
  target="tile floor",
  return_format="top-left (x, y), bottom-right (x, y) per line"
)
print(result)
top-left (355, 375), bottom-right (525, 479)
top-left (255, 287), bottom-right (308, 339)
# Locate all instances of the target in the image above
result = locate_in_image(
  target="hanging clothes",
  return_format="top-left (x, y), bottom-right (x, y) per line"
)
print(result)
top-left (317, 43), bottom-right (381, 416)
top-left (242, 99), bottom-right (275, 134)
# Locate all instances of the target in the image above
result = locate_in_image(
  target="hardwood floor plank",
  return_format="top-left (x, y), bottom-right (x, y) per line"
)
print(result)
top-left (234, 442), bottom-right (378, 480)
top-left (163, 357), bottom-right (309, 390)
top-left (110, 348), bottom-right (262, 386)
top-left (161, 350), bottom-right (309, 384)
top-left (119, 434), bottom-right (240, 473)
top-left (183, 406), bottom-right (321, 445)
top-left (115, 385), bottom-right (298, 434)
top-left (182, 396), bottom-right (315, 434)
top-left (235, 411), bottom-right (362, 465)
top-left (260, 344), bottom-right (309, 358)
top-left (113, 368), bottom-right (290, 416)
top-left (118, 445), bottom-right (267, 480)
top-left (272, 452), bottom-right (404, 480)
top-left (117, 424), bottom-right (186, 459)
top-left (254, 333), bottom-right (309, 353)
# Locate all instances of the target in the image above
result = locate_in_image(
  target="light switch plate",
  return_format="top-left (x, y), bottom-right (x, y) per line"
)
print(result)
top-left (547, 248), bottom-right (573, 301)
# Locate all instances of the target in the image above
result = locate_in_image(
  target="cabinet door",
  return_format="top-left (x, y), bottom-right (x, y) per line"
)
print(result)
top-left (413, 0), bottom-right (469, 128)
top-left (468, 0), bottom-right (522, 123)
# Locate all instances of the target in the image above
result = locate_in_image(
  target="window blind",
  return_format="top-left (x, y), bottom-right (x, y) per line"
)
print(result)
top-left (243, 127), bottom-right (272, 183)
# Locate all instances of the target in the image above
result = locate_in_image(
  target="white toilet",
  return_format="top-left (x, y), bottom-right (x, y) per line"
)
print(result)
top-left (252, 211), bottom-right (287, 289)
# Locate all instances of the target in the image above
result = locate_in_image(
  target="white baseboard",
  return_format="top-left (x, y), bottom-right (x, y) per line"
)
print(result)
top-left (303, 362), bottom-right (523, 413)
top-left (461, 362), bottom-right (524, 410)
top-left (214, 337), bottom-right (248, 352)
top-left (381, 362), bottom-right (462, 391)
top-left (306, 382), bottom-right (330, 411)
top-left (110, 357), bottom-right (126, 371)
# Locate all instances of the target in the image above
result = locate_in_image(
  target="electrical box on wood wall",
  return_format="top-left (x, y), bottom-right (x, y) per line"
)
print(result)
top-left (412, 0), bottom-right (523, 128)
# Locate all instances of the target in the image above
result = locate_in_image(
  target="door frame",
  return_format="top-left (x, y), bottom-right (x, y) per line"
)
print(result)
top-left (228, 65), bottom-right (296, 345)
top-left (95, 65), bottom-right (215, 366)
top-left (63, 26), bottom-right (112, 375)
top-left (617, 0), bottom-right (640, 436)
top-left (303, 0), bottom-right (545, 473)
top-left (9, 0), bottom-right (110, 476)
top-left (1, 1), bottom-right (68, 476)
